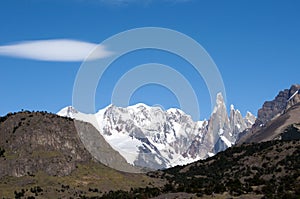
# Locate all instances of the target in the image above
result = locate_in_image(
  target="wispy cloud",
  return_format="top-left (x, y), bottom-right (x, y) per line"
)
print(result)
top-left (0, 39), bottom-right (113, 62)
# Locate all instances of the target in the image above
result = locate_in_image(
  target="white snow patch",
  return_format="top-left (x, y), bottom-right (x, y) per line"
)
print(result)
top-left (166, 132), bottom-right (176, 143)
top-left (104, 133), bottom-right (141, 165)
top-left (154, 156), bottom-right (163, 165)
top-left (218, 129), bottom-right (224, 135)
top-left (207, 152), bottom-right (215, 157)
top-left (172, 122), bottom-right (182, 135)
top-left (167, 108), bottom-right (185, 115)
top-left (220, 135), bottom-right (232, 147)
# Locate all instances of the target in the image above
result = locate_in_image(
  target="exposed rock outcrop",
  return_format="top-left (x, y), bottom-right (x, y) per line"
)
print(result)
top-left (238, 84), bottom-right (300, 143)
top-left (0, 111), bottom-right (138, 178)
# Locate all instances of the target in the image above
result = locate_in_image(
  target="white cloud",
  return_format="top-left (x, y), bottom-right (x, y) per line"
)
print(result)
top-left (0, 39), bottom-right (113, 62)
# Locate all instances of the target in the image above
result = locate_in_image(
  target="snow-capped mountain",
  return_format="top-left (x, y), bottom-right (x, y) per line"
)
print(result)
top-left (58, 93), bottom-right (255, 170)
top-left (184, 93), bottom-right (255, 158)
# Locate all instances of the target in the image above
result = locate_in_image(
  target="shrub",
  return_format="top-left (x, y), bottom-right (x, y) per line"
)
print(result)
top-left (0, 147), bottom-right (5, 157)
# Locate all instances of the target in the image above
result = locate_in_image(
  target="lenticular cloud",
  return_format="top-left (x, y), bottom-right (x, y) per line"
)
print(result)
top-left (0, 39), bottom-right (113, 62)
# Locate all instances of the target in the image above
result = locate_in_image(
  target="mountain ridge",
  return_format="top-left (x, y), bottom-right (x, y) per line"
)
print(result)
top-left (238, 84), bottom-right (300, 144)
top-left (58, 93), bottom-right (255, 170)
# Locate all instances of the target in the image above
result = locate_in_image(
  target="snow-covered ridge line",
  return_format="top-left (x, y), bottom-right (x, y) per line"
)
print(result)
top-left (58, 94), bottom-right (256, 170)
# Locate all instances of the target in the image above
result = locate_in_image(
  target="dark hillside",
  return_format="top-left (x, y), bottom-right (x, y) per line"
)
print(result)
top-left (155, 138), bottom-right (300, 198)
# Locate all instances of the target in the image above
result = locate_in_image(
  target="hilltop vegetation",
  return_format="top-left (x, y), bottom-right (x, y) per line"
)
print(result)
top-left (152, 139), bottom-right (300, 198)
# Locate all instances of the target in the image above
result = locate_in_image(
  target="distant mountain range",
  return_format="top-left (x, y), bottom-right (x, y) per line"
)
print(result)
top-left (1, 84), bottom-right (300, 198)
top-left (58, 93), bottom-right (255, 170)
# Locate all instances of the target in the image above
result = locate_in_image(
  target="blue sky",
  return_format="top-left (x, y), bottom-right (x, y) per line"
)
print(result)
top-left (0, 0), bottom-right (300, 120)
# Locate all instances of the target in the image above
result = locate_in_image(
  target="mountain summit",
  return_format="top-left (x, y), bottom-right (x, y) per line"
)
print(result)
top-left (187, 93), bottom-right (256, 159)
top-left (58, 93), bottom-right (255, 170)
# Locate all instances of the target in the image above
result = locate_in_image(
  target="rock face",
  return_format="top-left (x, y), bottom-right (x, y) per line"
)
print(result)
top-left (286, 84), bottom-right (300, 109)
top-left (0, 111), bottom-right (136, 178)
top-left (185, 94), bottom-right (255, 158)
top-left (238, 84), bottom-right (300, 143)
top-left (254, 84), bottom-right (300, 128)
top-left (0, 112), bottom-right (90, 178)
top-left (59, 93), bottom-right (255, 170)
top-left (244, 111), bottom-right (256, 127)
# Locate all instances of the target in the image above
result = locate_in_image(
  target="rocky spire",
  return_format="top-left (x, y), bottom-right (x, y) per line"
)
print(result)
top-left (204, 93), bottom-right (255, 154)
